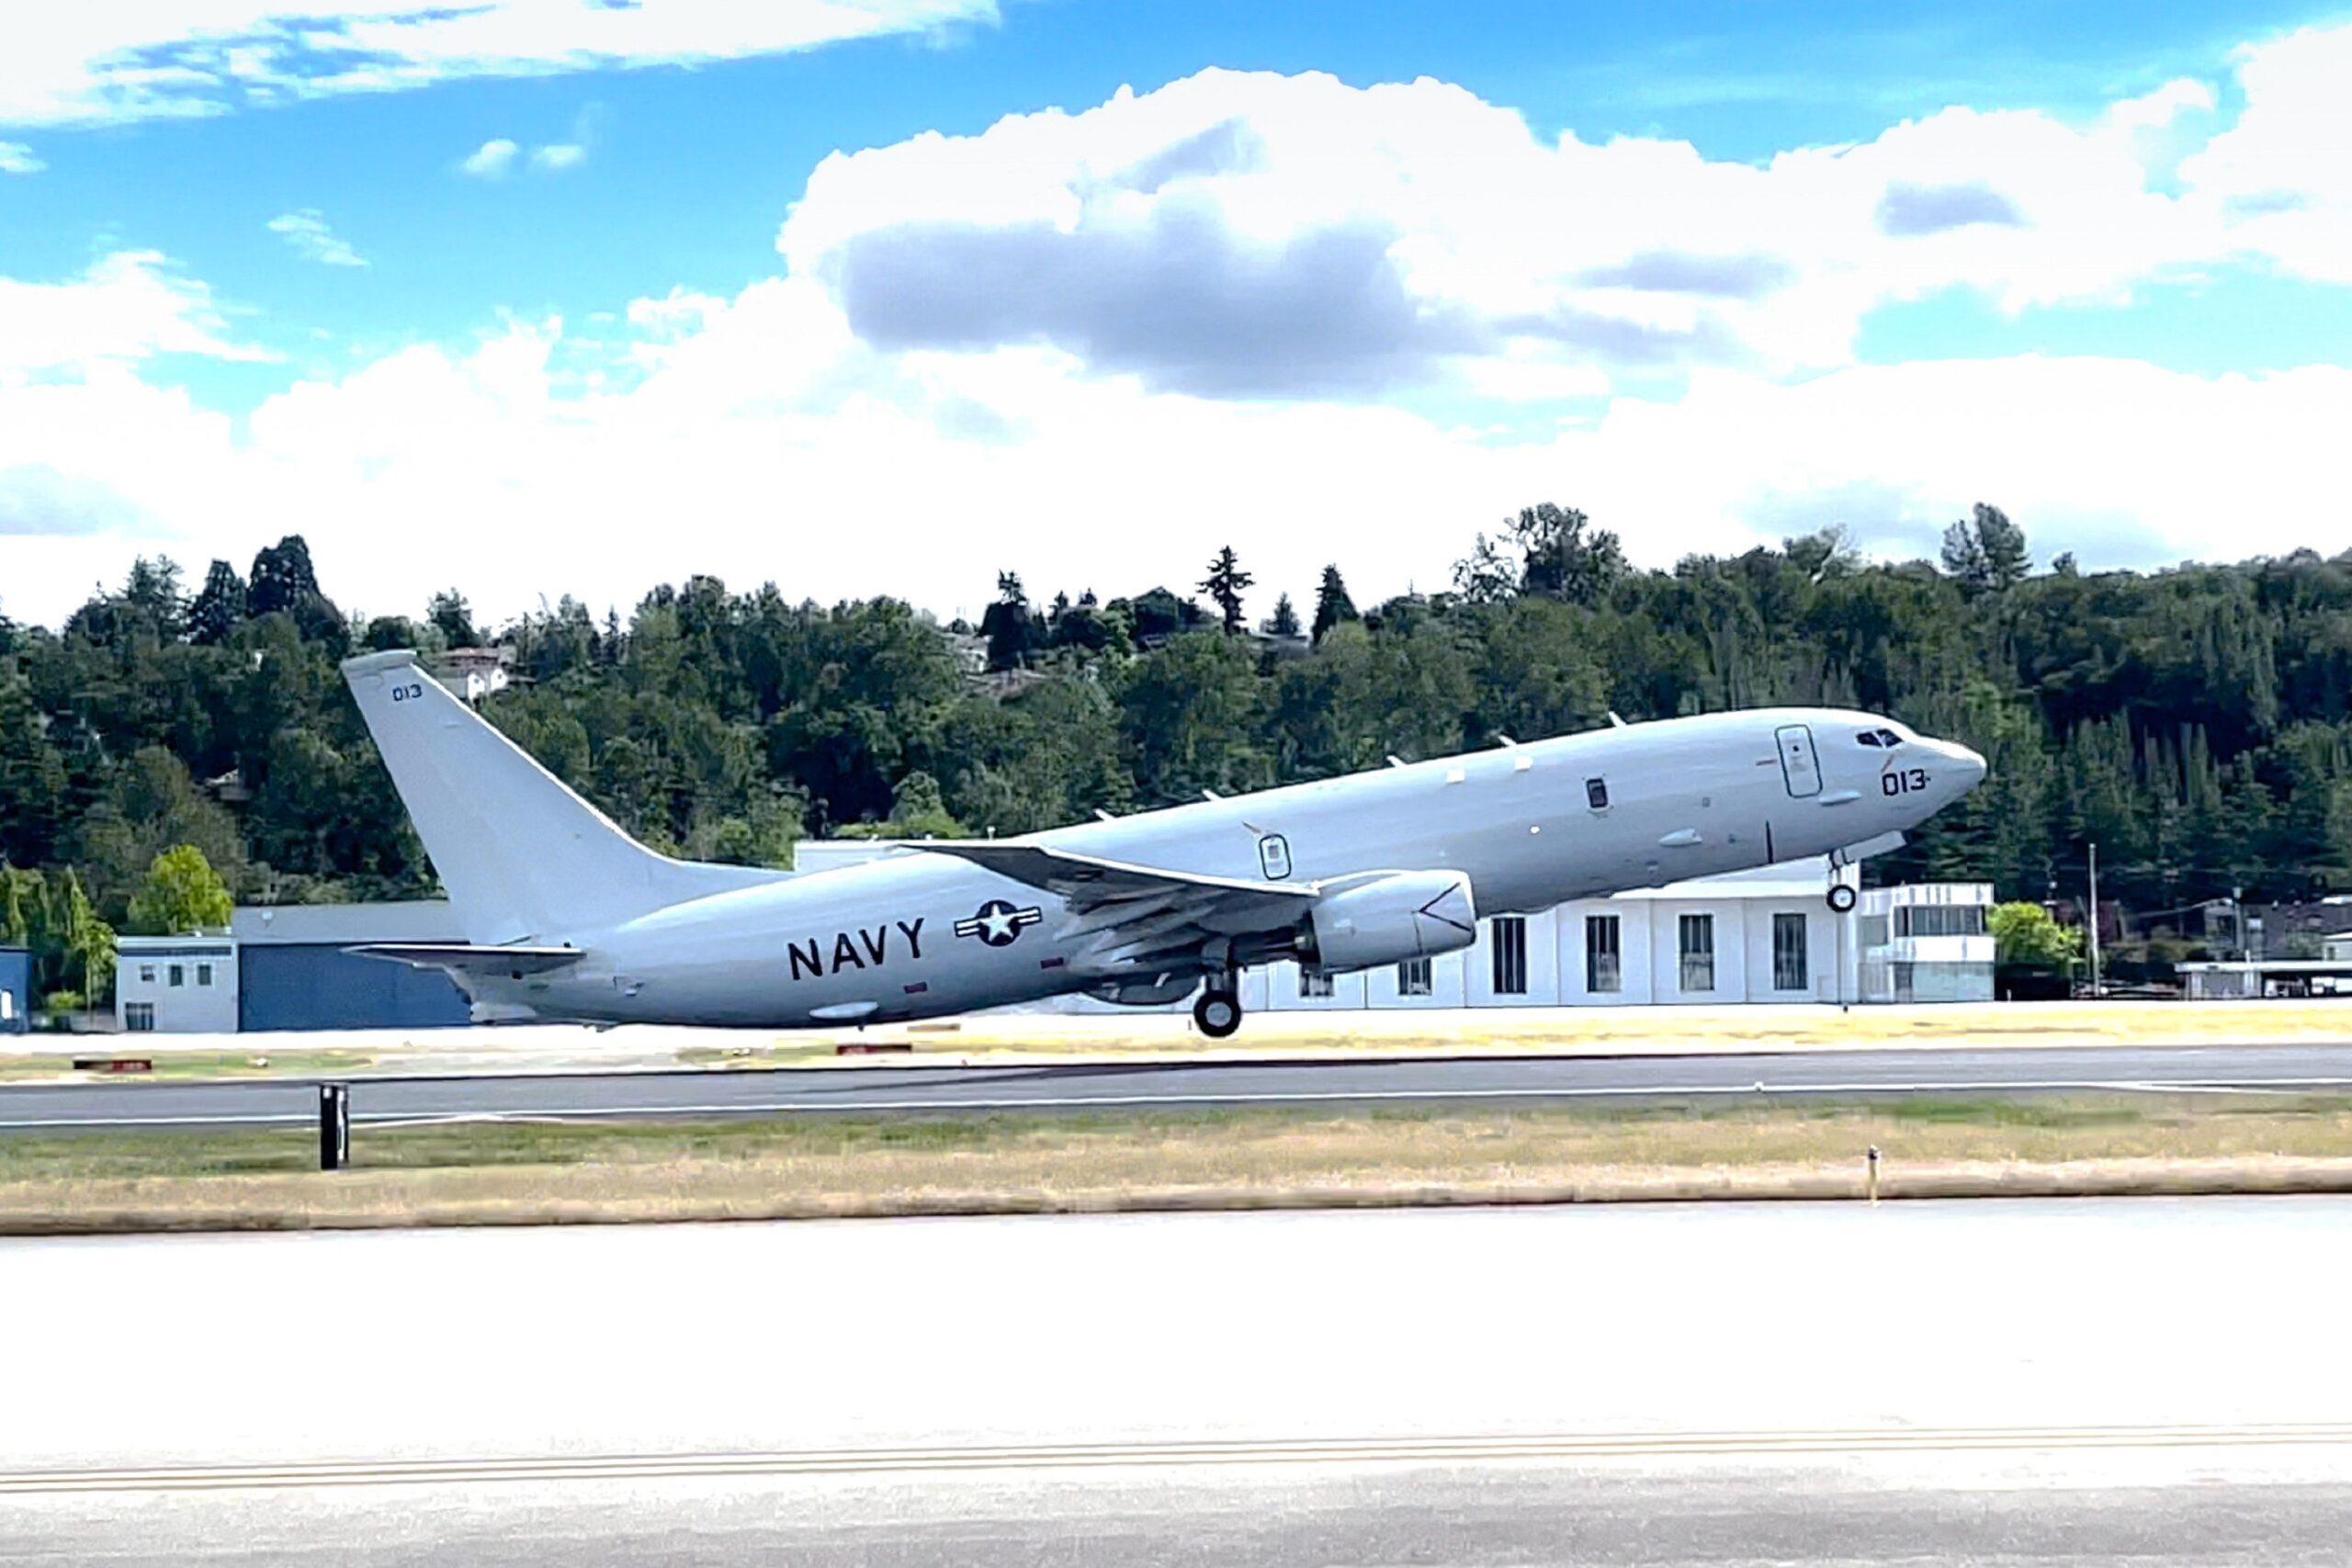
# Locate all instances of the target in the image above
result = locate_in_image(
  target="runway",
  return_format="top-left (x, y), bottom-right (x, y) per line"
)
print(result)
top-left (3, 1041), bottom-right (2351, 1131)
top-left (4, 1197), bottom-right (2350, 1564)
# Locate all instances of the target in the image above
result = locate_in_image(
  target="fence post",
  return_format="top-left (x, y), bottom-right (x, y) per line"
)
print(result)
top-left (319, 1083), bottom-right (350, 1172)
top-left (1865, 1145), bottom-right (1881, 1205)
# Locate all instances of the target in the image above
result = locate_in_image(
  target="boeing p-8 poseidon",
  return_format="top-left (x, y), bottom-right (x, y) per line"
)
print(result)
top-left (342, 649), bottom-right (1985, 1036)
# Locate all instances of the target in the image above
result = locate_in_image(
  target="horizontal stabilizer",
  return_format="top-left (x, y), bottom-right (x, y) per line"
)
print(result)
top-left (348, 943), bottom-right (583, 977)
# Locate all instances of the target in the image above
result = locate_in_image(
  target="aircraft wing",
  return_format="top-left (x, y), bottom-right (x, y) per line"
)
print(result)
top-left (915, 841), bottom-right (1315, 976)
top-left (348, 943), bottom-right (583, 977)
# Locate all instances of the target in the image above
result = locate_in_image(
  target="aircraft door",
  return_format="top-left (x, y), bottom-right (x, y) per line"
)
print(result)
top-left (1775, 724), bottom-right (1822, 798)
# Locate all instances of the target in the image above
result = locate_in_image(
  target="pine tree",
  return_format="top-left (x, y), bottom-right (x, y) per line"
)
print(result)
top-left (1199, 547), bottom-right (1253, 636)
top-left (187, 559), bottom-right (247, 645)
top-left (1268, 593), bottom-right (1302, 637)
top-left (1311, 565), bottom-right (1358, 643)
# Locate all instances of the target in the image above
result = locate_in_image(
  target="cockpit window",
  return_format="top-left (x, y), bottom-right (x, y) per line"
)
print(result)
top-left (1856, 731), bottom-right (1882, 747)
top-left (1876, 728), bottom-right (1903, 748)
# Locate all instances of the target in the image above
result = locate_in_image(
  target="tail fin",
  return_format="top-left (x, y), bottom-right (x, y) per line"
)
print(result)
top-left (342, 650), bottom-right (783, 944)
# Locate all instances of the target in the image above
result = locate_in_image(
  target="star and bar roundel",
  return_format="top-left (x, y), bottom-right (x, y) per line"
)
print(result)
top-left (955, 898), bottom-right (1044, 948)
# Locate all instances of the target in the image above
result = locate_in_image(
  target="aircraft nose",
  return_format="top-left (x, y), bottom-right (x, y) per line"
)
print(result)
top-left (1940, 739), bottom-right (1987, 789)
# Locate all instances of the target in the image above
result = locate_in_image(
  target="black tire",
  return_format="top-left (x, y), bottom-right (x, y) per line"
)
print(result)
top-left (1826, 883), bottom-right (1858, 914)
top-left (1193, 988), bottom-right (1243, 1039)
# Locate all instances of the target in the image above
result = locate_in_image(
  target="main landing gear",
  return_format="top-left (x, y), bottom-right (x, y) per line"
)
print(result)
top-left (1193, 986), bottom-right (1242, 1039)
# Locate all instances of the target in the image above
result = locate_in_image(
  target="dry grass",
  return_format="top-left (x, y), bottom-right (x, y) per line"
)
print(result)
top-left (6, 1094), bottom-right (2352, 1233)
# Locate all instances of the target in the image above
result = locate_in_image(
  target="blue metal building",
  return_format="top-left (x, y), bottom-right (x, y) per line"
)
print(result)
top-left (0, 946), bottom-right (29, 1034)
top-left (232, 904), bottom-right (472, 1032)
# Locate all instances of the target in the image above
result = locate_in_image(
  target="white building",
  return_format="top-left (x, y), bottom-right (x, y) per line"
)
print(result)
top-left (1855, 881), bottom-right (1996, 1003)
top-left (115, 933), bottom-right (239, 1032)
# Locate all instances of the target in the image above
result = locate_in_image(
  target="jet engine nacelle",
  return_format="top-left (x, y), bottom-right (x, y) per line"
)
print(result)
top-left (1303, 869), bottom-right (1478, 974)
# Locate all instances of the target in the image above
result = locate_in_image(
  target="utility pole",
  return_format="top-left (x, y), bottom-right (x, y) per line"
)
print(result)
top-left (2087, 841), bottom-right (2102, 998)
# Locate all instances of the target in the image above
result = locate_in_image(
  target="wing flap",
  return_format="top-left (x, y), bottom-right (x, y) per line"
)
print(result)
top-left (349, 943), bottom-right (582, 977)
top-left (918, 840), bottom-right (1317, 908)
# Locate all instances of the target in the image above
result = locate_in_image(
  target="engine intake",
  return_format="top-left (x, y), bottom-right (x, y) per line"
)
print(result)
top-left (1303, 870), bottom-right (1478, 974)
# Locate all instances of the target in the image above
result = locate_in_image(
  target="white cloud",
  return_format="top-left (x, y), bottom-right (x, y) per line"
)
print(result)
top-left (0, 0), bottom-right (998, 129)
top-left (2177, 24), bottom-right (2352, 282)
top-left (0, 252), bottom-right (269, 378)
top-left (462, 137), bottom-right (518, 177)
top-left (0, 140), bottom-right (40, 174)
top-left (9, 28), bottom-right (2352, 625)
top-left (267, 209), bottom-right (368, 267)
top-left (530, 141), bottom-right (585, 172)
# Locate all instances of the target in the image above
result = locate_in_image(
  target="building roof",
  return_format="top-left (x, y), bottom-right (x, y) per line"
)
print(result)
top-left (232, 901), bottom-right (463, 944)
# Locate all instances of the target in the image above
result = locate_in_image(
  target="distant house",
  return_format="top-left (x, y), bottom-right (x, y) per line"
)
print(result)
top-left (942, 632), bottom-right (990, 678)
top-left (427, 646), bottom-right (515, 704)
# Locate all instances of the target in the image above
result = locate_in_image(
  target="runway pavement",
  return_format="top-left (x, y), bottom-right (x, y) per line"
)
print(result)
top-left (3, 1197), bottom-right (2350, 1565)
top-left (2, 1041), bottom-right (2350, 1130)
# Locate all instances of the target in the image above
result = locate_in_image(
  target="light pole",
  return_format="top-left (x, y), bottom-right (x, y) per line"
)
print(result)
top-left (2087, 841), bottom-right (2101, 998)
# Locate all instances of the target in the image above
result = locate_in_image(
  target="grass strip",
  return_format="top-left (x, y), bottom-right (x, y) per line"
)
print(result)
top-left (6, 1093), bottom-right (2352, 1234)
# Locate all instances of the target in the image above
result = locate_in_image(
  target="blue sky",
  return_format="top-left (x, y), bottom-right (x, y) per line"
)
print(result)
top-left (4, 1), bottom-right (2350, 626)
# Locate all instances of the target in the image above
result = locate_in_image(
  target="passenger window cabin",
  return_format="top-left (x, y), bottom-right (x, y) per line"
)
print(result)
top-left (1585, 778), bottom-right (1610, 810)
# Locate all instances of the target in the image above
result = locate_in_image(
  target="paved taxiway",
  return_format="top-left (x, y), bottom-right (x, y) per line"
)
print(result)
top-left (4, 1197), bottom-right (2351, 1563)
top-left (2, 1041), bottom-right (2349, 1131)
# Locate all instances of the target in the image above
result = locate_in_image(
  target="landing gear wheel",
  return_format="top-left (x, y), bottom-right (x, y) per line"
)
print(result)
top-left (1193, 988), bottom-right (1243, 1039)
top-left (1826, 883), bottom-right (1858, 914)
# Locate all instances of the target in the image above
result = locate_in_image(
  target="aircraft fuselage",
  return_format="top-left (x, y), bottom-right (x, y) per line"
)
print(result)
top-left (475, 707), bottom-right (1983, 1027)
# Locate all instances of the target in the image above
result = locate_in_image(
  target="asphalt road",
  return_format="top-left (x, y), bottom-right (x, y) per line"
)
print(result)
top-left (6, 1199), bottom-right (2352, 1565)
top-left (2, 1042), bottom-right (2350, 1131)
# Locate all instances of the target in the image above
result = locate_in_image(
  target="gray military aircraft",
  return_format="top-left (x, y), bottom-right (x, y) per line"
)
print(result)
top-left (342, 649), bottom-right (1984, 1036)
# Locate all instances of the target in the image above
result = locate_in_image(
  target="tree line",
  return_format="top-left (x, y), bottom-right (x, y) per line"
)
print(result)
top-left (5, 507), bottom-right (2349, 1003)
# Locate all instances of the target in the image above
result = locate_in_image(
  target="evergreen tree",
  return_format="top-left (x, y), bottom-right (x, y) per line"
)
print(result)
top-left (1311, 565), bottom-right (1359, 642)
top-left (187, 559), bottom-right (247, 645)
top-left (1199, 546), bottom-right (1254, 635)
top-left (1268, 593), bottom-right (1302, 637)
top-left (1940, 502), bottom-right (2030, 595)
top-left (980, 571), bottom-right (1039, 671)
top-left (427, 589), bottom-right (479, 649)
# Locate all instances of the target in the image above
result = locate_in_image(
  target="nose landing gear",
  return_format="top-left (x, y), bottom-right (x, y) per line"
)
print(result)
top-left (1192, 987), bottom-right (1243, 1039)
top-left (1826, 881), bottom-right (1858, 914)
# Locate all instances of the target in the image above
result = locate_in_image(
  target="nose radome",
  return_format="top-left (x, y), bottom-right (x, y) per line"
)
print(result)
top-left (1942, 740), bottom-right (1988, 785)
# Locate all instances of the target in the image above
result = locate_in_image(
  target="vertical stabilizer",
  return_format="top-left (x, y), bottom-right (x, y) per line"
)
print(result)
top-left (341, 650), bottom-right (780, 944)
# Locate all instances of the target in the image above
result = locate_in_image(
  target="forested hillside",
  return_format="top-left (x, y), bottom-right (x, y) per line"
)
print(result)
top-left (6, 507), bottom-right (2350, 958)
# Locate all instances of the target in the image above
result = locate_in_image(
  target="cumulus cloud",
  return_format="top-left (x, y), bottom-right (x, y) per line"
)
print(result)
top-left (0, 140), bottom-right (40, 174)
top-left (10, 27), bottom-right (2352, 623)
top-left (530, 141), bottom-right (586, 171)
top-left (776, 66), bottom-right (2267, 395)
top-left (0, 252), bottom-right (269, 378)
top-left (0, 0), bottom-right (998, 129)
top-left (462, 137), bottom-right (518, 177)
top-left (266, 209), bottom-right (367, 267)
top-left (2177, 24), bottom-right (2352, 282)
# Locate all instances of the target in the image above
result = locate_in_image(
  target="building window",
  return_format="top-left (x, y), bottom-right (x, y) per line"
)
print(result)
top-left (1584, 914), bottom-right (1622, 993)
top-left (1859, 915), bottom-right (1891, 949)
top-left (168, 964), bottom-right (185, 988)
top-left (1397, 957), bottom-right (1433, 997)
top-left (1298, 969), bottom-right (1333, 998)
top-left (197, 963), bottom-right (214, 987)
top-left (1586, 777), bottom-right (1610, 810)
top-left (1773, 912), bottom-right (1809, 991)
top-left (1678, 913), bottom-right (1715, 992)
top-left (1895, 905), bottom-right (1987, 938)
top-left (139, 965), bottom-right (156, 985)
top-left (1490, 917), bottom-right (1528, 995)
top-left (125, 1002), bottom-right (155, 1032)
